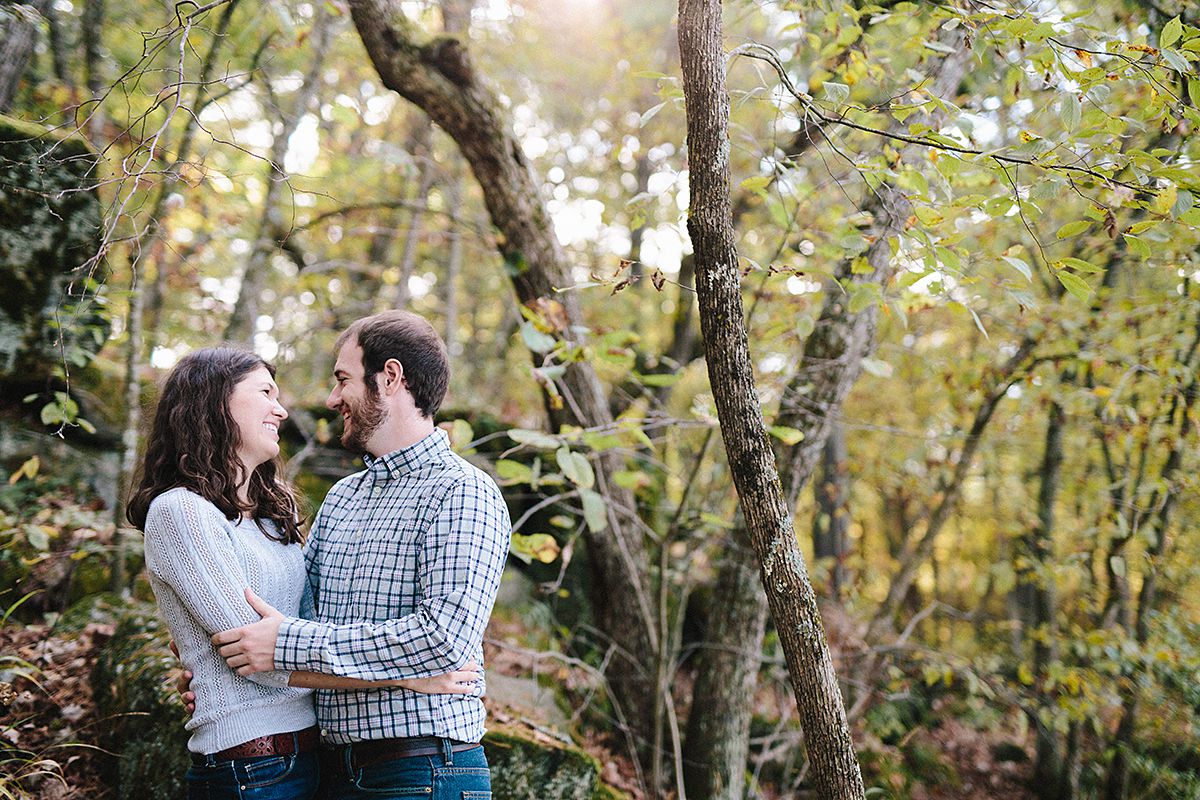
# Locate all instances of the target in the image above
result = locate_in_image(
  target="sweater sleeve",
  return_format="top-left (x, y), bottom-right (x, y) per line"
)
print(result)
top-left (143, 490), bottom-right (292, 689)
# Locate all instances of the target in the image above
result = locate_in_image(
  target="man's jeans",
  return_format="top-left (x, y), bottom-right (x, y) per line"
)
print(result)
top-left (186, 752), bottom-right (319, 800)
top-left (319, 740), bottom-right (491, 800)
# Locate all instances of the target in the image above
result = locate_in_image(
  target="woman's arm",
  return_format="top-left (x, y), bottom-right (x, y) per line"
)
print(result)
top-left (287, 664), bottom-right (482, 693)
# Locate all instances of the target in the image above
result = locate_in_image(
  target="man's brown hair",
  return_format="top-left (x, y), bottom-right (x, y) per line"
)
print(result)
top-left (336, 311), bottom-right (450, 418)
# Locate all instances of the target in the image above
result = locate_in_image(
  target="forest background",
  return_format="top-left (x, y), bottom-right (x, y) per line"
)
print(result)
top-left (1, 0), bottom-right (1200, 798)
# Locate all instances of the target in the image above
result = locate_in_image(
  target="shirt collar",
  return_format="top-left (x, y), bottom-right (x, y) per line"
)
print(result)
top-left (363, 428), bottom-right (451, 479)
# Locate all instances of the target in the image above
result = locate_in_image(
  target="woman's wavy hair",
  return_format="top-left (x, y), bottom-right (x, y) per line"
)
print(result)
top-left (126, 347), bottom-right (303, 544)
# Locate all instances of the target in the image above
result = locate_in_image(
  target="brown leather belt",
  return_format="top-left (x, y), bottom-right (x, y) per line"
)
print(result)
top-left (193, 726), bottom-right (320, 765)
top-left (324, 736), bottom-right (479, 771)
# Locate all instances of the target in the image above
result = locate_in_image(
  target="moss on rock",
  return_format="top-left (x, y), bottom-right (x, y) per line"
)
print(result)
top-left (483, 723), bottom-right (626, 800)
top-left (0, 114), bottom-right (108, 383)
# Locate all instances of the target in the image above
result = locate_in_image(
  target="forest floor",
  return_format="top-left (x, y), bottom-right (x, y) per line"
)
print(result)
top-left (1, 613), bottom-right (1036, 800)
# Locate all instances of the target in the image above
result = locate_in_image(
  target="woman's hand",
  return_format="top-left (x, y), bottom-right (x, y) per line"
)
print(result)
top-left (396, 663), bottom-right (483, 695)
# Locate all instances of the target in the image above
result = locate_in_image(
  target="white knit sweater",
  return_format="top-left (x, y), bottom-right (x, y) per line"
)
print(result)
top-left (143, 488), bottom-right (315, 754)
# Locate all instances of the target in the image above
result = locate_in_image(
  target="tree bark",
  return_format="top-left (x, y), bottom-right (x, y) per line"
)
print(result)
top-left (443, 162), bottom-right (464, 357)
top-left (1105, 319), bottom-right (1200, 800)
top-left (683, 29), bottom-right (973, 794)
top-left (813, 420), bottom-right (850, 598)
top-left (0, 0), bottom-right (49, 112)
top-left (1022, 399), bottom-right (1065, 800)
top-left (389, 114), bottom-right (436, 309)
top-left (677, 1), bottom-right (865, 797)
top-left (347, 0), bottom-right (659, 762)
top-left (682, 521), bottom-right (769, 800)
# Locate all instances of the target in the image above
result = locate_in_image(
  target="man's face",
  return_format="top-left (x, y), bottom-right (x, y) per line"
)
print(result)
top-left (327, 341), bottom-right (386, 454)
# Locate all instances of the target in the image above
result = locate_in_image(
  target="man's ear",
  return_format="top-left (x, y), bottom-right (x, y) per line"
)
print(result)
top-left (380, 358), bottom-right (405, 396)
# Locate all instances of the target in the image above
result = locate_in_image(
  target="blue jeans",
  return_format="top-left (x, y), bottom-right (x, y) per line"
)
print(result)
top-left (318, 741), bottom-right (491, 800)
top-left (185, 752), bottom-right (319, 800)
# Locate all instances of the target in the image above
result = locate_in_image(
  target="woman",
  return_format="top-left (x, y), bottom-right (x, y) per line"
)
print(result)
top-left (127, 347), bottom-right (476, 800)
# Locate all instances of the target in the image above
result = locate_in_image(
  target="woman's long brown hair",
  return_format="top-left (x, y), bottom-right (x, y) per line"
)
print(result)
top-left (126, 347), bottom-right (303, 544)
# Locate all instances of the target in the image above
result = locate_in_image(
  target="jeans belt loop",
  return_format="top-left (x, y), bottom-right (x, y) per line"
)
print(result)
top-left (440, 736), bottom-right (454, 765)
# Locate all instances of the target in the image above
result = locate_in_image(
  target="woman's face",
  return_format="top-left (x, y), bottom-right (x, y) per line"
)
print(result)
top-left (228, 366), bottom-right (288, 473)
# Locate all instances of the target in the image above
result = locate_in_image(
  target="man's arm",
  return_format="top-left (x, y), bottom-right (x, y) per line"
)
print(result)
top-left (214, 473), bottom-right (510, 680)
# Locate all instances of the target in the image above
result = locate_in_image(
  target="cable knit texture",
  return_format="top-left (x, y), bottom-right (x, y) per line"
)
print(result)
top-left (143, 488), bottom-right (315, 754)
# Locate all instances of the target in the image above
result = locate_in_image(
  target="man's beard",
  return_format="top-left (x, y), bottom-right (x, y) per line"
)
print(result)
top-left (341, 386), bottom-right (386, 453)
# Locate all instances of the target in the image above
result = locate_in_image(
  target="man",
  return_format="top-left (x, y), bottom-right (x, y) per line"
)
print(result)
top-left (210, 310), bottom-right (511, 799)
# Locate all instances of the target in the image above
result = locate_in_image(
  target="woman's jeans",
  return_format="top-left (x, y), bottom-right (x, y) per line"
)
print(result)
top-left (319, 740), bottom-right (491, 800)
top-left (185, 751), bottom-right (319, 800)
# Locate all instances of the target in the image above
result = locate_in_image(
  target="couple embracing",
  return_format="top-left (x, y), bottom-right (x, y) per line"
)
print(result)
top-left (126, 311), bottom-right (512, 799)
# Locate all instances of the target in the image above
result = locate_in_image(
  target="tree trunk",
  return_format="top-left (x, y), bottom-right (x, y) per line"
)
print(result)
top-left (443, 163), bottom-right (464, 357)
top-left (813, 420), bottom-right (849, 598)
top-left (111, 262), bottom-right (145, 592)
top-left (677, 1), bottom-right (865, 797)
top-left (390, 115), bottom-right (436, 309)
top-left (1105, 324), bottom-right (1199, 800)
top-left (683, 29), bottom-right (973, 791)
top-left (347, 0), bottom-right (659, 764)
top-left (226, 6), bottom-right (336, 342)
top-left (682, 522), bottom-right (769, 800)
top-left (1021, 399), bottom-right (1064, 800)
top-left (0, 0), bottom-right (49, 112)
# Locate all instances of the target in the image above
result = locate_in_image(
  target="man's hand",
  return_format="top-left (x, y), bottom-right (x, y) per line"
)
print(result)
top-left (211, 589), bottom-right (284, 676)
top-left (168, 638), bottom-right (196, 715)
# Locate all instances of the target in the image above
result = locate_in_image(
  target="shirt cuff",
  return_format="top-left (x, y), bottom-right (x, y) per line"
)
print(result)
top-left (275, 616), bottom-right (324, 672)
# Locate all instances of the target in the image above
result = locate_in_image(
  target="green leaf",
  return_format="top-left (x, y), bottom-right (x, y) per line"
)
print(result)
top-left (1123, 234), bottom-right (1151, 259)
top-left (520, 320), bottom-right (557, 353)
top-left (1058, 94), bottom-right (1080, 131)
top-left (1056, 257), bottom-right (1104, 274)
top-left (1190, 78), bottom-right (1200, 109)
top-left (446, 418), bottom-right (474, 453)
top-left (1151, 183), bottom-right (1174, 215)
top-left (822, 81), bottom-right (850, 106)
top-left (635, 371), bottom-right (681, 387)
top-left (1001, 255), bottom-right (1032, 282)
top-left (1057, 271), bottom-right (1092, 301)
top-left (510, 533), bottom-right (561, 565)
top-left (495, 459), bottom-right (533, 484)
top-left (24, 524), bottom-right (50, 552)
top-left (580, 489), bottom-right (608, 532)
top-left (1056, 220), bottom-right (1090, 239)
top-left (555, 447), bottom-right (595, 490)
top-left (768, 425), bottom-right (805, 445)
top-left (1160, 16), bottom-right (1183, 50)
top-left (1161, 48), bottom-right (1191, 73)
top-left (1126, 220), bottom-right (1159, 235)
top-left (847, 282), bottom-right (880, 314)
top-left (613, 470), bottom-right (650, 491)
top-left (699, 511), bottom-right (734, 530)
top-left (860, 357), bottom-right (893, 377)
top-left (507, 428), bottom-right (561, 450)
top-left (639, 100), bottom-right (666, 127)
top-left (924, 39), bottom-right (958, 54)
top-left (740, 174), bottom-right (772, 198)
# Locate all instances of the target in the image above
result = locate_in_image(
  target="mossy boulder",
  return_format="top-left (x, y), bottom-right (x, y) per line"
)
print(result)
top-left (482, 723), bottom-right (625, 800)
top-left (0, 114), bottom-right (109, 384)
top-left (91, 600), bottom-right (189, 800)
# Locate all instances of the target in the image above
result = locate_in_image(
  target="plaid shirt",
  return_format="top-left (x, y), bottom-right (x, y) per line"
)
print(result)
top-left (274, 429), bottom-right (511, 744)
